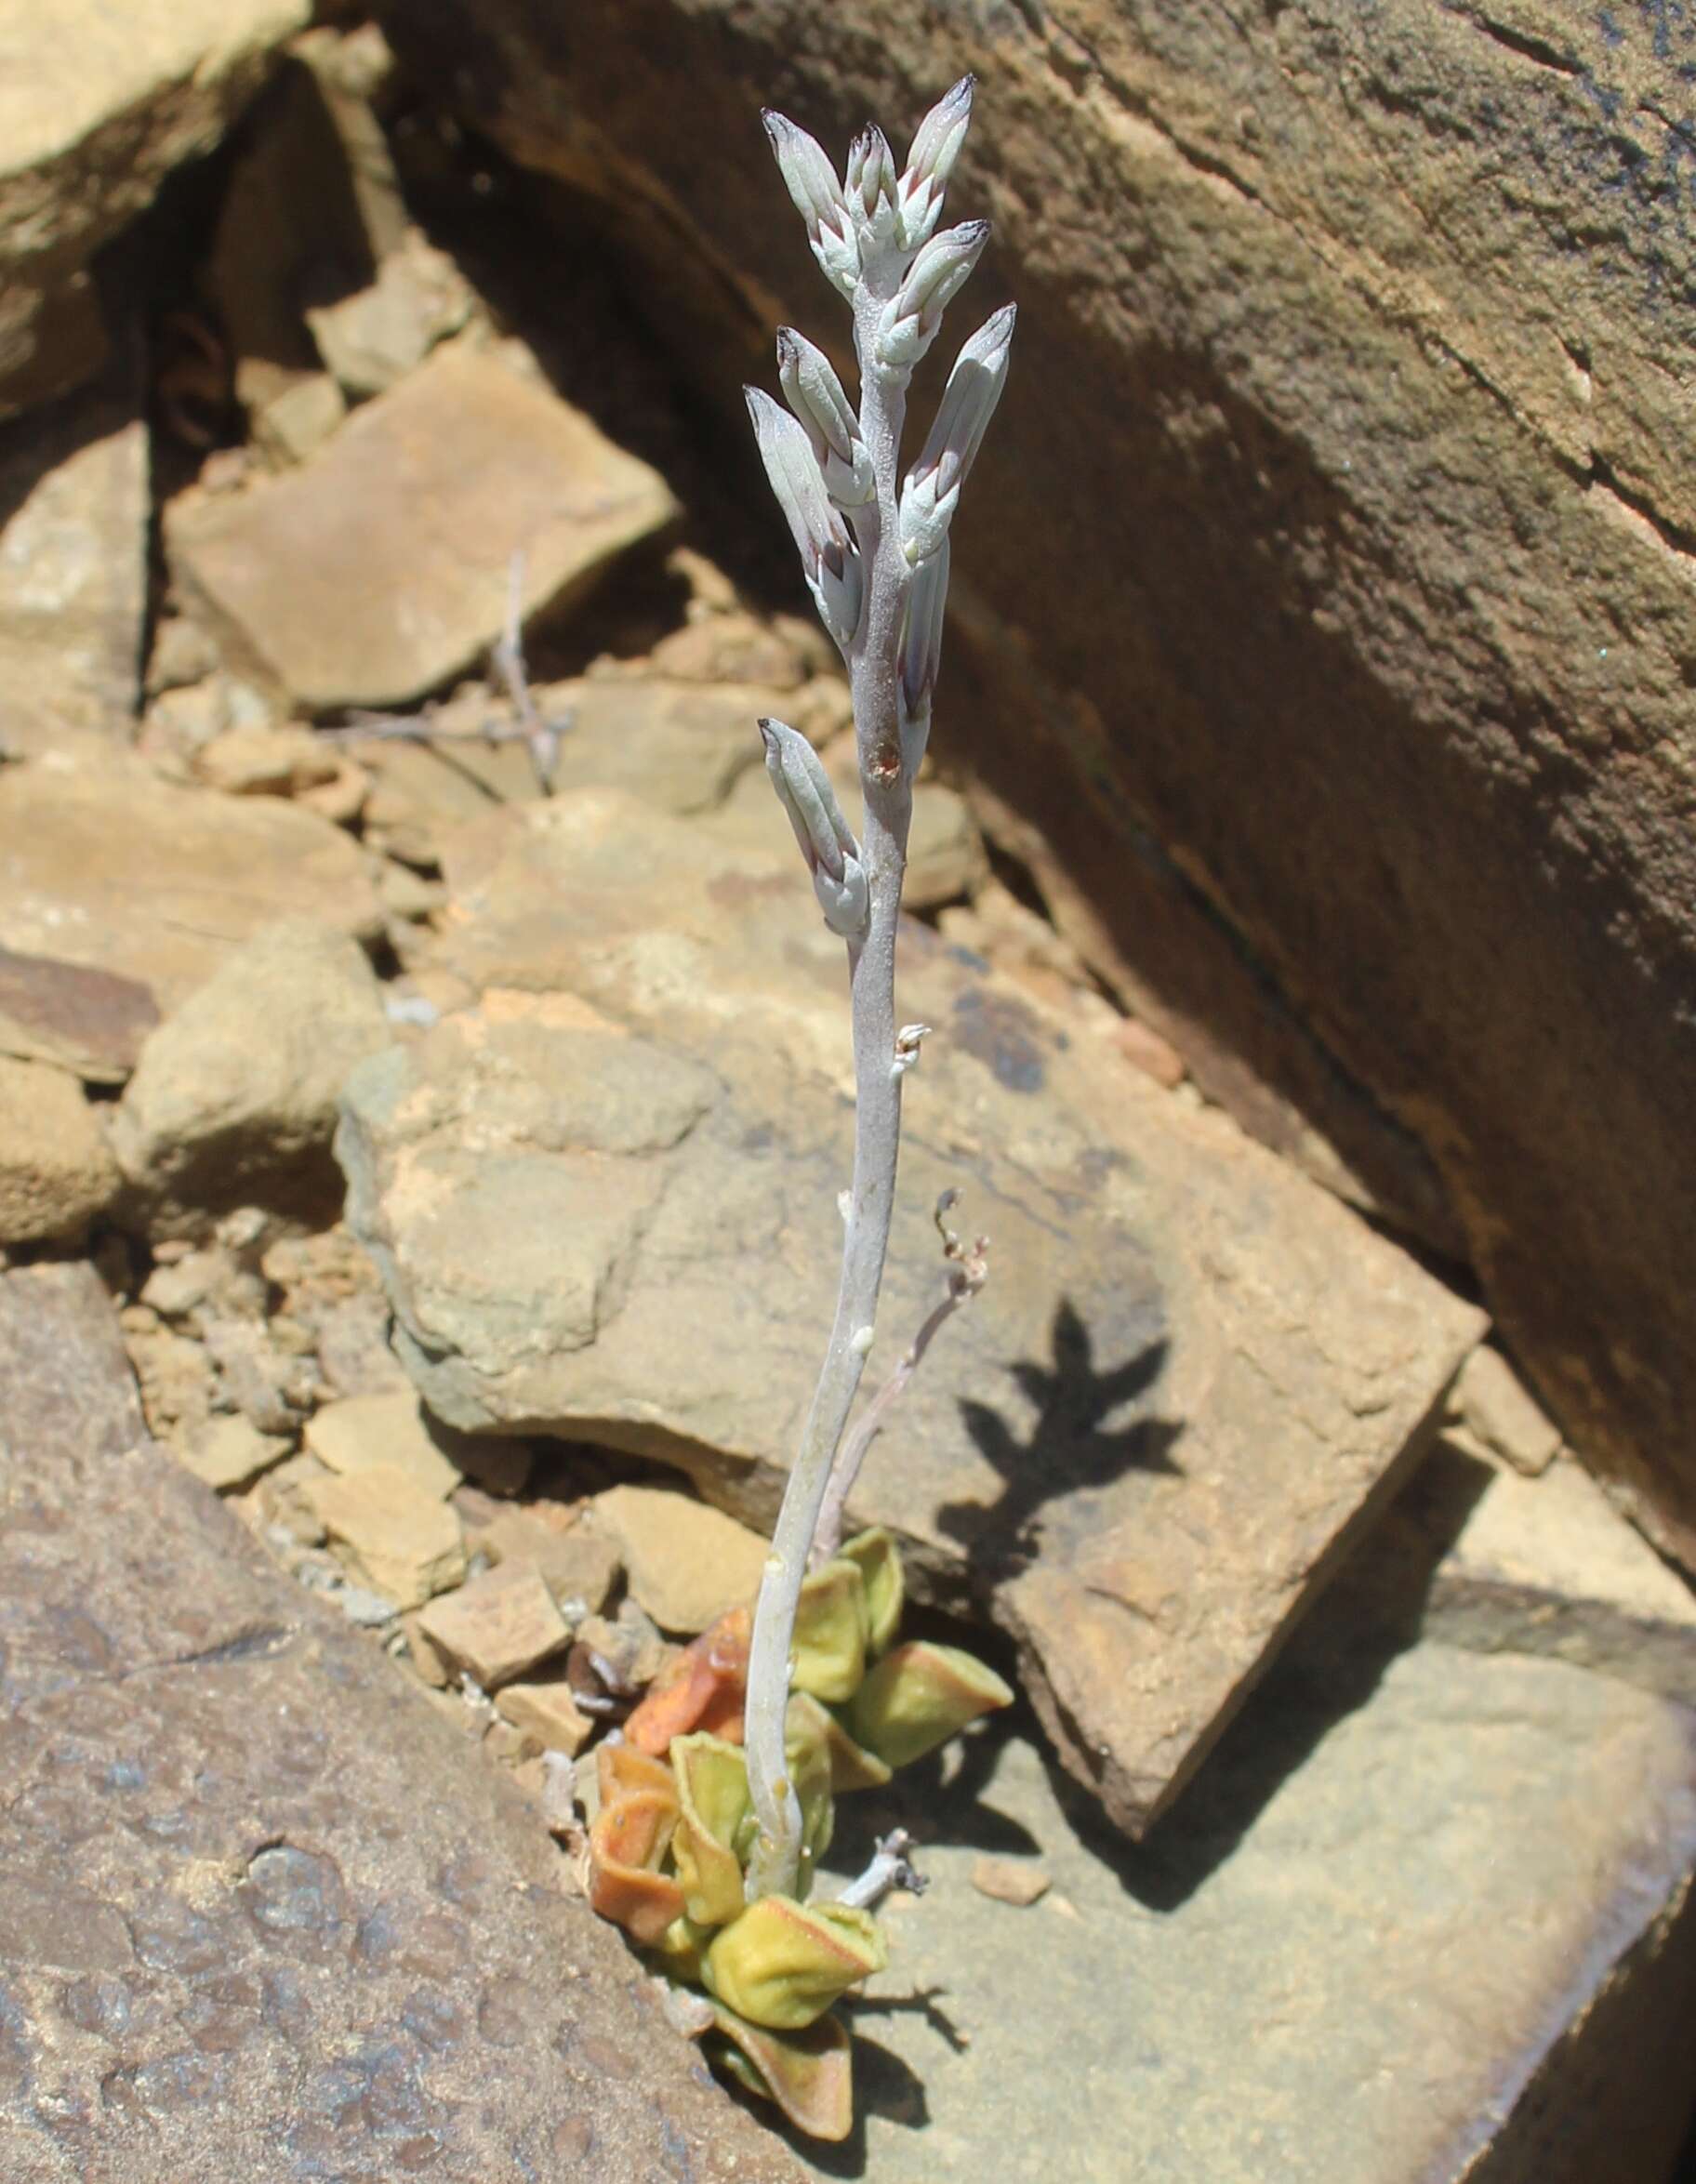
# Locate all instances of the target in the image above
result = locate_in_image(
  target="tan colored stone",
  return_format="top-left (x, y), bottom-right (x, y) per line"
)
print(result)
top-left (0, 761), bottom-right (382, 1009)
top-left (494, 1674), bottom-right (596, 1756)
top-left (308, 1462), bottom-right (464, 1609)
top-left (0, 945), bottom-right (158, 1084)
top-left (257, 1448), bottom-right (330, 1545)
top-left (416, 1559), bottom-right (570, 1688)
top-left (1448, 1344), bottom-right (1563, 1477)
top-left (177, 1412), bottom-right (290, 1492)
top-left (251, 369), bottom-right (346, 467)
top-left (969, 1856), bottom-right (1052, 1908)
top-left (0, 1053), bottom-right (119, 1242)
top-left (591, 1485), bottom-right (770, 1636)
top-left (166, 343), bottom-right (679, 710)
top-left (340, 792), bottom-right (1486, 1834)
top-left (304, 1387), bottom-right (461, 1501)
top-left (401, 1608), bottom-right (451, 1688)
top-left (469, 1501), bottom-right (622, 1612)
top-left (306, 228), bottom-right (474, 397)
top-left (192, 721), bottom-right (359, 801)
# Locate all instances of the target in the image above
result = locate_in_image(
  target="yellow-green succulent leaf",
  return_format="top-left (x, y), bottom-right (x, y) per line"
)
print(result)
top-left (791, 1558), bottom-right (869, 1701)
top-left (845, 1639), bottom-right (1014, 1769)
top-left (669, 1735), bottom-right (752, 1928)
top-left (838, 1527), bottom-right (905, 1654)
top-left (703, 1895), bottom-right (888, 2031)
top-left (788, 1688), bottom-right (892, 1793)
top-left (785, 1696), bottom-right (839, 1884)
top-left (652, 1913), bottom-right (715, 1984)
top-left (703, 2003), bottom-right (854, 2141)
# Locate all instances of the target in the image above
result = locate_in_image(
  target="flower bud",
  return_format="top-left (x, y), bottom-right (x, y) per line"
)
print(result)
top-left (873, 220), bottom-right (990, 376)
top-left (704, 1896), bottom-right (887, 2031)
top-left (898, 74), bottom-right (974, 248)
top-left (899, 303), bottom-right (1015, 565)
top-left (897, 536), bottom-right (948, 774)
top-left (759, 718), bottom-right (869, 940)
top-left (775, 328), bottom-right (874, 506)
top-left (746, 388), bottom-right (864, 651)
top-left (844, 123), bottom-right (901, 258)
top-left (762, 109), bottom-right (859, 296)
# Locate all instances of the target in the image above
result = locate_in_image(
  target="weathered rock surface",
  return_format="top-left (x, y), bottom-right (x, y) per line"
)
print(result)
top-left (0, 0), bottom-right (306, 416)
top-left (166, 343), bottom-right (680, 709)
top-left (0, 1053), bottom-right (120, 1243)
top-left (416, 1561), bottom-right (571, 1689)
top-left (111, 920), bottom-right (389, 1222)
top-left (0, 762), bottom-right (383, 1008)
top-left (0, 379), bottom-right (148, 754)
top-left (591, 1483), bottom-right (772, 1637)
top-left (339, 790), bottom-right (1486, 1834)
top-left (1327, 1436), bottom-right (1696, 1710)
top-left (0, 946), bottom-right (158, 1083)
top-left (177, 1412), bottom-right (291, 1492)
top-left (304, 1388), bottom-right (463, 1502)
top-left (381, 0), bottom-right (1696, 1566)
top-left (805, 1639), bottom-right (1696, 2184)
top-left (0, 1260), bottom-right (803, 2182)
top-left (306, 1463), bottom-right (466, 1610)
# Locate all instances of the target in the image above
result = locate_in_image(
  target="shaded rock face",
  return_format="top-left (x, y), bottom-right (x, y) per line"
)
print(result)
top-left (0, 1262), bottom-right (802, 2184)
top-left (338, 789), bottom-right (1485, 1836)
top-left (376, 0), bottom-right (1696, 1564)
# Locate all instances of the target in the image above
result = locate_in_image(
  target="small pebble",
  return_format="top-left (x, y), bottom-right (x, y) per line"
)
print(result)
top-left (970, 1855), bottom-right (1052, 1907)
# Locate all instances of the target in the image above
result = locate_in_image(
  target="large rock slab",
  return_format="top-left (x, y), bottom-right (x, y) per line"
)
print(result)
top-left (378, 0), bottom-right (1696, 1565)
top-left (0, 1260), bottom-right (803, 2184)
top-left (0, 761), bottom-right (383, 1008)
top-left (802, 1639), bottom-right (1696, 2184)
top-left (0, 0), bottom-right (307, 417)
top-left (166, 343), bottom-right (680, 709)
top-left (339, 790), bottom-right (1486, 1834)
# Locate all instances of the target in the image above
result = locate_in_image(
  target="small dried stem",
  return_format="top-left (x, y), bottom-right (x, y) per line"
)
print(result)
top-left (834, 1828), bottom-right (928, 1911)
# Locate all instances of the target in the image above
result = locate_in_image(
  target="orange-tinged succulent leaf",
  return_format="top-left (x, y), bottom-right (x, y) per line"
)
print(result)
top-left (845, 1639), bottom-right (1014, 1768)
top-left (703, 1895), bottom-right (886, 2031)
top-left (704, 2002), bottom-right (854, 2141)
top-left (837, 1527), bottom-right (904, 1654)
top-left (787, 1690), bottom-right (892, 1794)
top-left (625, 1606), bottom-right (751, 1756)
top-left (670, 1733), bottom-right (752, 1928)
top-left (595, 1741), bottom-right (679, 1807)
top-left (791, 1557), bottom-right (868, 1701)
top-left (589, 1744), bottom-right (685, 1944)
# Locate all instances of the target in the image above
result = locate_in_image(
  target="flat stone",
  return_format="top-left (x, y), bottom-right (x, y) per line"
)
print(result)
top-left (416, 1560), bottom-right (571, 1688)
top-left (306, 1463), bottom-right (465, 1610)
top-left (0, 945), bottom-right (158, 1083)
top-left (1326, 1436), bottom-right (1696, 1709)
top-left (0, 1261), bottom-right (804, 2183)
top-left (166, 343), bottom-right (679, 709)
top-left (591, 1484), bottom-right (771, 1636)
top-left (304, 1388), bottom-right (462, 1502)
top-left (178, 1413), bottom-right (290, 1492)
top-left (494, 1675), bottom-right (596, 1757)
top-left (468, 1500), bottom-right (622, 1613)
top-left (0, 379), bottom-right (148, 753)
top-left (340, 790), bottom-right (1486, 1834)
top-left (0, 761), bottom-right (383, 1010)
top-left (306, 227), bottom-right (473, 397)
top-left (0, 0), bottom-right (307, 417)
top-left (969, 1856), bottom-right (1052, 1907)
top-left (110, 919), bottom-right (390, 1222)
top-left (1447, 1343), bottom-right (1563, 1476)
top-left (0, 1052), bottom-right (120, 1243)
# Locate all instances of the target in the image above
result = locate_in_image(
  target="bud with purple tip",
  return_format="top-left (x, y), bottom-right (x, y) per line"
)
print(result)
top-left (746, 386), bottom-right (865, 652)
top-left (762, 110), bottom-right (860, 297)
top-left (776, 328), bottom-right (875, 508)
top-left (759, 716), bottom-right (870, 939)
top-left (898, 303), bottom-right (1015, 565)
top-left (897, 75), bottom-right (974, 249)
top-left (873, 220), bottom-right (990, 377)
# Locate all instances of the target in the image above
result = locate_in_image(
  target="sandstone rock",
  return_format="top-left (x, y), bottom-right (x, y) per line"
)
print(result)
top-left (0, 1052), bottom-right (120, 1242)
top-left (0, 379), bottom-right (147, 754)
top-left (1447, 1343), bottom-right (1563, 1476)
top-left (250, 368), bottom-right (347, 467)
top-left (1328, 1437), bottom-right (1696, 1710)
top-left (494, 1675), bottom-right (597, 1756)
top-left (0, 761), bottom-right (382, 1008)
top-left (166, 344), bottom-right (680, 710)
top-left (110, 920), bottom-right (389, 1221)
top-left (191, 721), bottom-right (365, 813)
top-left (304, 1387), bottom-right (464, 1501)
top-left (176, 1411), bottom-right (291, 1492)
top-left (306, 228), bottom-right (474, 397)
top-left (465, 1500), bottom-right (622, 1614)
top-left (969, 1856), bottom-right (1052, 1908)
top-left (591, 1484), bottom-right (771, 1636)
top-left (340, 790), bottom-right (1486, 1834)
top-left (0, 946), bottom-right (159, 1083)
top-left (0, 0), bottom-right (307, 417)
top-left (254, 1447), bottom-right (330, 1546)
top-left (387, 1), bottom-right (1696, 1566)
top-left (416, 1560), bottom-right (571, 1689)
top-left (0, 1260), bottom-right (804, 2182)
top-left (308, 1462), bottom-right (465, 1608)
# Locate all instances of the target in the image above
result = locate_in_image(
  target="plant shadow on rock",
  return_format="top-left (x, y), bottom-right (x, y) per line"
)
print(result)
top-left (938, 1296), bottom-right (1182, 1582)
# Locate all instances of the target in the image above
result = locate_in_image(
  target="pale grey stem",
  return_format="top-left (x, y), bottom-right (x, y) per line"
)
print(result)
top-left (743, 278), bottom-right (916, 1904)
top-left (835, 1827), bottom-right (928, 1911)
top-left (813, 1196), bottom-right (989, 1567)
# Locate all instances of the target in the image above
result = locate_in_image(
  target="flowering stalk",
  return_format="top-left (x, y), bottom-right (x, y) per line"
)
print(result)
top-left (742, 75), bottom-right (1014, 1901)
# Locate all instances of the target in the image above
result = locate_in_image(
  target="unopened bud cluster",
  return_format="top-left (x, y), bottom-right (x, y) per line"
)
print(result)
top-left (749, 73), bottom-right (1014, 901)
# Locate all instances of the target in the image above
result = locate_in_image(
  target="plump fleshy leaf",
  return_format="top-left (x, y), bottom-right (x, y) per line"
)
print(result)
top-left (624, 1605), bottom-right (750, 1755)
top-left (836, 1528), bottom-right (905, 1655)
top-left (704, 1895), bottom-right (887, 2030)
top-left (670, 1733), bottom-right (753, 1928)
top-left (845, 1639), bottom-right (1014, 1769)
top-left (703, 2003), bottom-right (854, 2141)
top-left (791, 1557), bottom-right (869, 1702)
top-left (587, 1745), bottom-right (685, 1942)
top-left (787, 1691), bottom-right (892, 1794)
